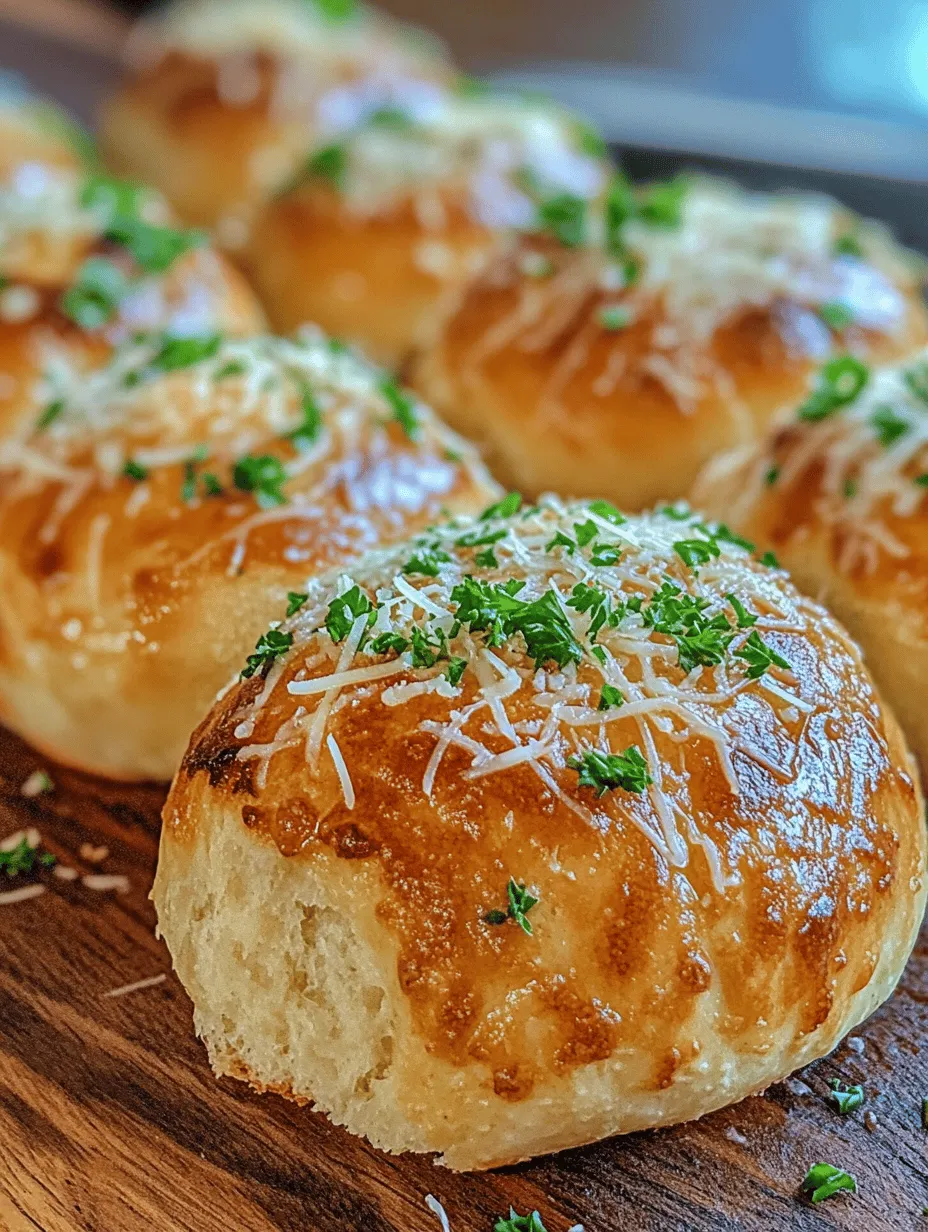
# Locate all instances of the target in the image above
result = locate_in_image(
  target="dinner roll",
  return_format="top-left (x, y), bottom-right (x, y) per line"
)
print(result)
top-left (101, 0), bottom-right (452, 238)
top-left (157, 497), bottom-right (925, 1170)
top-left (693, 347), bottom-right (928, 771)
top-left (0, 101), bottom-right (263, 443)
top-left (244, 92), bottom-right (612, 365)
top-left (0, 328), bottom-right (497, 780)
top-left (412, 177), bottom-right (928, 510)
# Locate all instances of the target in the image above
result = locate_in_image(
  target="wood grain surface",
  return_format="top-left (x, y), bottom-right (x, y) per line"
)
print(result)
top-left (1, 719), bottom-right (928, 1232)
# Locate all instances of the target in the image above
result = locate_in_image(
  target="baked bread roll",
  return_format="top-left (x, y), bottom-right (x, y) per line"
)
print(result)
top-left (244, 92), bottom-right (612, 365)
top-left (693, 347), bottom-right (928, 771)
top-left (157, 497), bottom-right (926, 1170)
top-left (412, 177), bottom-right (928, 510)
top-left (100, 0), bottom-right (452, 238)
top-left (0, 98), bottom-right (263, 444)
top-left (0, 327), bottom-right (497, 780)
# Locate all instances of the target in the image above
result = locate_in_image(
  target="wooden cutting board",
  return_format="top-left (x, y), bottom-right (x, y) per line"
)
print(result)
top-left (3, 7), bottom-right (928, 1231)
top-left (2, 720), bottom-right (928, 1232)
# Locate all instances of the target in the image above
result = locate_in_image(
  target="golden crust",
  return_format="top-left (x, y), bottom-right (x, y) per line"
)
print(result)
top-left (693, 348), bottom-right (928, 770)
top-left (0, 330), bottom-right (498, 779)
top-left (158, 501), bottom-right (926, 1168)
top-left (412, 185), bottom-right (928, 510)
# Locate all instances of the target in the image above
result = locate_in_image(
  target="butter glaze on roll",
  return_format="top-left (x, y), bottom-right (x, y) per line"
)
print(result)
top-left (0, 97), bottom-right (263, 444)
top-left (101, 0), bottom-right (452, 237)
top-left (157, 498), bottom-right (925, 1170)
top-left (693, 347), bottom-right (928, 771)
top-left (412, 177), bottom-right (928, 509)
top-left (245, 92), bottom-right (612, 365)
top-left (0, 328), bottom-right (497, 780)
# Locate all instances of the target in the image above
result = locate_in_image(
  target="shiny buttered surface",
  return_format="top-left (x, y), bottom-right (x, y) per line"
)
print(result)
top-left (0, 329), bottom-right (498, 780)
top-left (694, 348), bottom-right (928, 772)
top-left (0, 98), bottom-right (264, 444)
top-left (157, 500), bottom-right (926, 1170)
top-left (100, 0), bottom-right (453, 234)
top-left (244, 92), bottom-right (612, 365)
top-left (413, 178), bottom-right (928, 509)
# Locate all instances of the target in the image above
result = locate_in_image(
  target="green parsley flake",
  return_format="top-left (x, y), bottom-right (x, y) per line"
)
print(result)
top-left (598, 683), bottom-right (624, 710)
top-left (871, 404), bottom-right (909, 447)
top-left (598, 303), bottom-right (634, 331)
top-left (797, 355), bottom-right (869, 422)
top-left (286, 592), bottom-right (309, 617)
top-left (568, 745), bottom-right (652, 796)
top-left (241, 628), bottom-right (293, 679)
top-left (380, 378), bottom-right (420, 440)
top-left (485, 878), bottom-right (539, 935)
top-left (370, 630), bottom-right (409, 656)
top-left (765, 465), bottom-right (780, 486)
top-left (567, 582), bottom-right (617, 641)
top-left (575, 119), bottom-right (607, 158)
top-left (403, 548), bottom-right (451, 577)
top-left (588, 498), bottom-right (626, 525)
top-left (123, 459), bottom-right (148, 481)
top-left (81, 173), bottom-right (203, 275)
top-left (312, 0), bottom-right (357, 21)
top-left (445, 656), bottom-right (467, 686)
top-left (0, 837), bottom-right (54, 877)
top-left (917, 474), bottom-right (928, 488)
top-left (801, 1163), bottom-right (857, 1204)
top-left (61, 257), bottom-right (129, 329)
top-left (474, 546), bottom-right (498, 568)
top-left (674, 537), bottom-right (721, 569)
top-left (905, 361), bottom-right (928, 404)
top-left (537, 192), bottom-right (587, 248)
top-left (819, 300), bottom-right (855, 331)
top-left (638, 175), bottom-right (689, 227)
top-left (827, 1080), bottom-right (864, 1115)
top-left (36, 399), bottom-right (64, 431)
top-left (305, 142), bottom-right (347, 186)
top-left (152, 332), bottom-right (222, 373)
top-left (479, 492), bottom-right (522, 521)
top-left (760, 550), bottom-right (780, 568)
top-left (736, 630), bottom-right (791, 679)
top-left (288, 380), bottom-right (323, 449)
top-left (451, 577), bottom-right (582, 669)
top-left (232, 454), bottom-right (288, 509)
top-left (727, 594), bottom-right (757, 628)
top-left (642, 580), bottom-right (734, 673)
top-left (215, 360), bottom-right (246, 381)
top-left (834, 232), bottom-right (863, 259)
top-left (493, 1210), bottom-right (547, 1232)
top-left (326, 585), bottom-right (375, 643)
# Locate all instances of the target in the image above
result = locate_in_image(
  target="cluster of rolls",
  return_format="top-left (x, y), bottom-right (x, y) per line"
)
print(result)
top-left (2, 0), bottom-right (927, 1173)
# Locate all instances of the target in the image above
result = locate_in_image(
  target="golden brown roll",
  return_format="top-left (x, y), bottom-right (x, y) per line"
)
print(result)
top-left (100, 0), bottom-right (453, 237)
top-left (0, 327), bottom-right (497, 780)
top-left (0, 97), bottom-right (264, 444)
top-left (412, 177), bottom-right (928, 510)
top-left (244, 92), bottom-right (613, 365)
top-left (156, 498), bottom-right (925, 1170)
top-left (693, 347), bottom-right (928, 771)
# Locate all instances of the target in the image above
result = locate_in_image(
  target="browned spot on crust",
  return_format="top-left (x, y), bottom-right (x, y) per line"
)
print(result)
top-left (327, 823), bottom-right (380, 860)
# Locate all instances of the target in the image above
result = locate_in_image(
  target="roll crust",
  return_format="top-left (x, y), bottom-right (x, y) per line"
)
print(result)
top-left (0, 329), bottom-right (497, 779)
top-left (158, 499), bottom-right (926, 1169)
top-left (693, 347), bottom-right (928, 771)
top-left (0, 100), bottom-right (264, 443)
top-left (412, 179), bottom-right (928, 509)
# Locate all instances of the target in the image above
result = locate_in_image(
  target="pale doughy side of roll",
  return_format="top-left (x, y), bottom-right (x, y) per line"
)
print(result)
top-left (693, 347), bottom-right (928, 770)
top-left (0, 329), bottom-right (498, 779)
top-left (412, 178), bottom-right (928, 510)
top-left (157, 499), bottom-right (926, 1169)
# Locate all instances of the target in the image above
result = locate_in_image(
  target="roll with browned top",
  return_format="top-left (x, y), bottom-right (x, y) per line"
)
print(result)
top-left (412, 177), bottom-right (928, 509)
top-left (244, 92), bottom-right (613, 365)
top-left (693, 348), bottom-right (928, 771)
top-left (100, 0), bottom-right (453, 237)
top-left (0, 95), bottom-right (263, 444)
top-left (157, 498), bottom-right (926, 1170)
top-left (0, 328), bottom-right (497, 780)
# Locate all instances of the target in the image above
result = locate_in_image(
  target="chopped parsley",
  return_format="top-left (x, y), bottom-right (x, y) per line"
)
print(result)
top-left (326, 585), bottom-right (375, 642)
top-left (493, 1210), bottom-right (547, 1232)
top-left (598, 303), bottom-right (634, 331)
top-left (445, 656), bottom-right (467, 686)
top-left (480, 492), bottom-right (522, 521)
top-left (736, 630), bottom-right (791, 679)
top-left (605, 170), bottom-right (636, 248)
top-left (380, 378), bottom-right (420, 439)
top-left (674, 537), bottom-right (721, 569)
top-left (475, 546), bottom-right (498, 568)
top-left (760, 550), bottom-right (780, 568)
top-left (904, 361), bottom-right (928, 404)
top-left (637, 174), bottom-right (689, 227)
top-left (917, 474), bottom-right (928, 488)
top-left (537, 192), bottom-right (587, 248)
top-left (643, 580), bottom-right (735, 673)
top-left (827, 1080), bottom-right (864, 1115)
top-left (797, 355), bottom-right (869, 422)
top-left (60, 257), bottom-right (129, 329)
top-left (36, 399), bottom-right (64, 431)
top-left (765, 465), bottom-right (780, 486)
top-left (801, 1163), bottom-right (857, 1204)
top-left (288, 380), bottom-right (323, 449)
top-left (727, 594), bottom-right (757, 628)
top-left (152, 332), bottom-right (222, 373)
top-left (834, 232), bottom-right (863, 259)
top-left (123, 459), bottom-right (148, 481)
top-left (567, 581), bottom-right (617, 640)
top-left (232, 454), bottom-right (288, 508)
top-left (569, 745), bottom-right (652, 795)
top-left (215, 359), bottom-right (246, 381)
top-left (403, 547), bottom-right (451, 577)
top-left (286, 592), bottom-right (308, 617)
top-left (410, 625), bottom-right (444, 668)
top-left (575, 119), bottom-right (607, 158)
top-left (598, 683), bottom-right (624, 710)
top-left (366, 105), bottom-right (414, 130)
top-left (451, 577), bottom-right (582, 669)
top-left (0, 837), bottom-right (55, 878)
top-left (484, 878), bottom-right (539, 935)
top-left (370, 631), bottom-right (409, 656)
top-left (81, 173), bottom-right (203, 275)
top-left (819, 300), bottom-right (854, 331)
top-left (456, 527), bottom-right (507, 549)
top-left (305, 142), bottom-right (347, 187)
top-left (240, 628), bottom-right (293, 679)
top-left (871, 403), bottom-right (909, 447)
top-left (312, 0), bottom-right (357, 19)
top-left (588, 498), bottom-right (626, 525)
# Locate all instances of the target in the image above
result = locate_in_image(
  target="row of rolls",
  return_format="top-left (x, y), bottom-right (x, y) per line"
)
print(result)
top-left (3, 0), bottom-right (928, 1174)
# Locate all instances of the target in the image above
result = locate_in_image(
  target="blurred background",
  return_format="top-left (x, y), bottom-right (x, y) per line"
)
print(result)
top-left (1, 0), bottom-right (927, 241)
